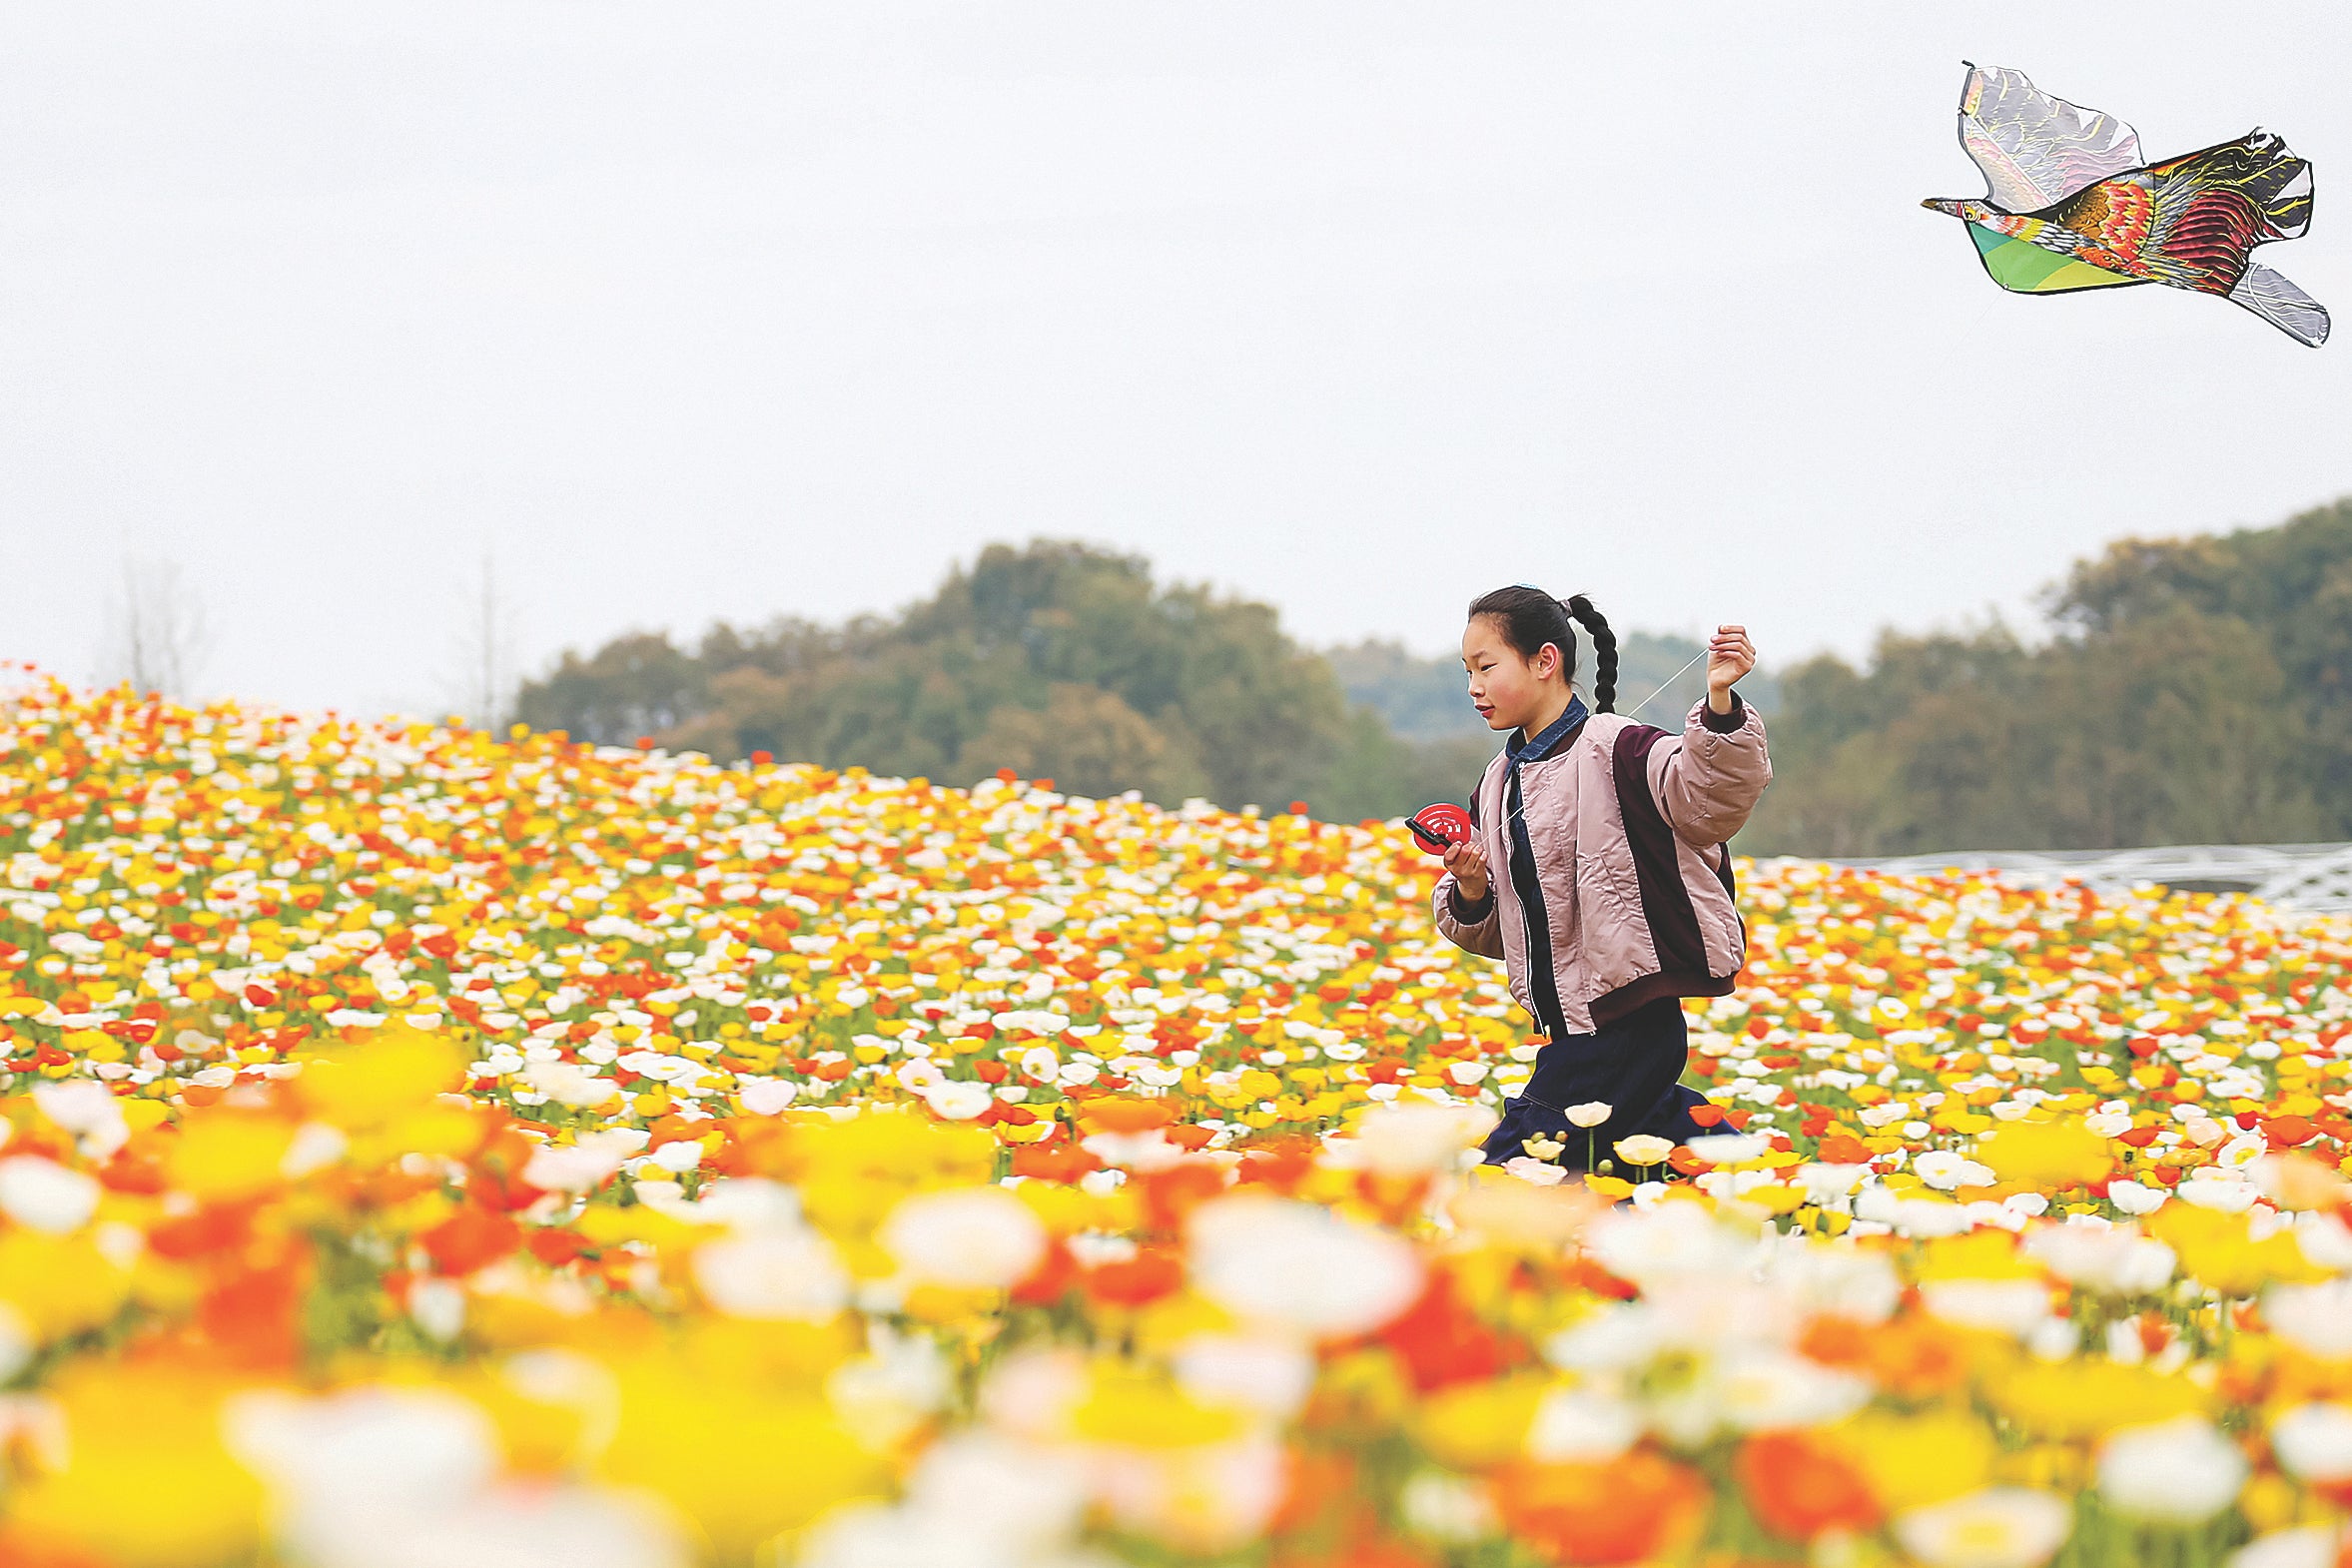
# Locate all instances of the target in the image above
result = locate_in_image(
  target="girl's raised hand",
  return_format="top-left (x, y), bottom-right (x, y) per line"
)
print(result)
top-left (1442, 840), bottom-right (1489, 902)
top-left (1707, 623), bottom-right (1756, 707)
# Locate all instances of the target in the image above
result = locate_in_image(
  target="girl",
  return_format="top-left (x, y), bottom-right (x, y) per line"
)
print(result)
top-left (1434, 587), bottom-right (1768, 1172)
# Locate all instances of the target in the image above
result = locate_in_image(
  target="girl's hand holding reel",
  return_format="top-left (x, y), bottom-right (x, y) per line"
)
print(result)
top-left (1440, 839), bottom-right (1488, 902)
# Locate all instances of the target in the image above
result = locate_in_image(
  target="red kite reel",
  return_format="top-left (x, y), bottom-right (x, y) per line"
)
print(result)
top-left (1406, 803), bottom-right (1473, 856)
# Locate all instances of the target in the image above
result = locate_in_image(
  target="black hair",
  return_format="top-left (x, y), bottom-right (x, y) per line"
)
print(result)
top-left (1466, 585), bottom-right (1617, 713)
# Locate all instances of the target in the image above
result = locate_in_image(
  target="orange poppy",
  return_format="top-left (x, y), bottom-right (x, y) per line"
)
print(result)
top-left (1733, 1430), bottom-right (1880, 1541)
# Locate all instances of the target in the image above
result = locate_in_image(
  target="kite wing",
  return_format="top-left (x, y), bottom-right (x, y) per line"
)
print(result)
top-left (2229, 263), bottom-right (2331, 346)
top-left (1959, 64), bottom-right (2144, 211)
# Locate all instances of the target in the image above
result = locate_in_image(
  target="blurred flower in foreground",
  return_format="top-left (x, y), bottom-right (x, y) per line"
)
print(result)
top-left (1894, 1488), bottom-right (2073, 1568)
top-left (1186, 1193), bottom-right (1422, 1337)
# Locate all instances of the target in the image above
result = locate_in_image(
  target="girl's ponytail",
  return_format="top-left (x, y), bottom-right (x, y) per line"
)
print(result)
top-left (1562, 594), bottom-right (1617, 713)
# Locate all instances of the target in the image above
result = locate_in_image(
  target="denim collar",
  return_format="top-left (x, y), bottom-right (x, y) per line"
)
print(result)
top-left (1507, 695), bottom-right (1589, 767)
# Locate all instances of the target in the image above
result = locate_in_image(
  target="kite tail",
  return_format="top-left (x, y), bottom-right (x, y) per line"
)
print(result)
top-left (2154, 131), bottom-right (2315, 243)
top-left (2228, 262), bottom-right (2331, 348)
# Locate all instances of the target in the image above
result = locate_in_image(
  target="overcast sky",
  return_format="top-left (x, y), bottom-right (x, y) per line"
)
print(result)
top-left (6, 2), bottom-right (2349, 717)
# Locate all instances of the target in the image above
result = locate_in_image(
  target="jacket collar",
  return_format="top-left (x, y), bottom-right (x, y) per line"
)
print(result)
top-left (1508, 695), bottom-right (1589, 767)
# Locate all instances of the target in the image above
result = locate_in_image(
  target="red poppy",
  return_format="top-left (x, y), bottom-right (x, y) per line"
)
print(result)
top-left (1375, 1268), bottom-right (1531, 1391)
top-left (1076, 1098), bottom-right (1174, 1135)
top-left (2262, 1116), bottom-right (2320, 1149)
top-left (526, 1228), bottom-right (591, 1267)
top-left (420, 1205), bottom-right (521, 1275)
top-left (1010, 1143), bottom-right (1100, 1182)
top-left (1816, 1134), bottom-right (1874, 1166)
top-left (1136, 1162), bottom-right (1227, 1231)
top-left (1082, 1246), bottom-right (1184, 1308)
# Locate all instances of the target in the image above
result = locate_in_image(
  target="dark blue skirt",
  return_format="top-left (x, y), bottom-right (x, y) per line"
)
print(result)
top-left (1479, 997), bottom-right (1713, 1171)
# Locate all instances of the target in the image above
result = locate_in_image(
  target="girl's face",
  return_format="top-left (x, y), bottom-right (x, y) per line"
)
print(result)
top-left (1462, 614), bottom-right (1564, 733)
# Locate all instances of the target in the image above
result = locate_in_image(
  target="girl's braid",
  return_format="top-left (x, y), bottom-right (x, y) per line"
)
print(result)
top-left (1562, 595), bottom-right (1616, 713)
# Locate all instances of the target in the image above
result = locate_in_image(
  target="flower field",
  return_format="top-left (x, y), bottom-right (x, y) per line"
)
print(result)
top-left (6, 675), bottom-right (2352, 1568)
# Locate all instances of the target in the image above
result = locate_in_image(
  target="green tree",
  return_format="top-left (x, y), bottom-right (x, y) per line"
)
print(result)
top-left (1741, 497), bottom-right (2351, 855)
top-left (517, 631), bottom-right (707, 743)
top-left (518, 539), bottom-right (1354, 813)
top-left (2052, 497), bottom-right (2352, 834)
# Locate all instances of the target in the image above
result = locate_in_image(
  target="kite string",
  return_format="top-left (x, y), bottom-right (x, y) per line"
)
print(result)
top-left (1619, 647), bottom-right (1710, 719)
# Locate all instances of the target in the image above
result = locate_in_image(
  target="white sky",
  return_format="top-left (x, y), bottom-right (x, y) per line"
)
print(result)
top-left (6, 2), bottom-right (2349, 717)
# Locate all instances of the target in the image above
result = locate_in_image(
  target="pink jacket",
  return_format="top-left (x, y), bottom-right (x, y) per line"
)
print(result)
top-left (1433, 696), bottom-right (1772, 1037)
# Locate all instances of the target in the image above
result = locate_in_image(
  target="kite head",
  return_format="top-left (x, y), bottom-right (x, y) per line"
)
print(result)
top-left (1921, 196), bottom-right (1993, 222)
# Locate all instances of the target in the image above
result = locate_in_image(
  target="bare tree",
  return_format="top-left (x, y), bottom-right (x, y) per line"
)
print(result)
top-left (440, 551), bottom-right (519, 730)
top-left (98, 559), bottom-right (211, 699)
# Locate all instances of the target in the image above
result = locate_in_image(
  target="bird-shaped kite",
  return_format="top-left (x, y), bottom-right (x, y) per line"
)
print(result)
top-left (1923, 64), bottom-right (2327, 347)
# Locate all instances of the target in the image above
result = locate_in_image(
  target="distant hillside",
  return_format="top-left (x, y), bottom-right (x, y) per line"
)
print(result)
top-left (519, 501), bottom-right (2352, 855)
top-left (516, 541), bottom-right (1455, 822)
top-left (1741, 496), bottom-right (2352, 857)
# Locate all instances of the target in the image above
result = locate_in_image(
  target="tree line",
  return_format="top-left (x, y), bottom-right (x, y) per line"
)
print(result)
top-left (518, 499), bottom-right (2352, 853)
top-left (517, 540), bottom-right (1474, 823)
top-left (1739, 496), bottom-right (2352, 855)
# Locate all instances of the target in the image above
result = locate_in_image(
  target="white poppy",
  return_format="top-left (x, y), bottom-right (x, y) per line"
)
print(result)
top-left (1525, 1387), bottom-right (1641, 1461)
top-left (31, 1080), bottom-right (128, 1158)
top-left (2271, 1403), bottom-right (2352, 1484)
top-left (320, 1482), bottom-right (688, 1568)
top-left (2177, 1176), bottom-right (2258, 1213)
top-left (226, 1385), bottom-right (502, 1553)
top-left (1921, 1278), bottom-right (2051, 1337)
top-left (2104, 1179), bottom-right (2169, 1215)
top-left (645, 1138), bottom-right (703, 1174)
top-left (1684, 1134), bottom-right (1766, 1166)
top-left (2216, 1136), bottom-right (2269, 1170)
top-left (1713, 1346), bottom-right (1871, 1431)
top-left (691, 1227), bottom-right (851, 1320)
top-left (0, 1157), bottom-right (100, 1233)
top-left (881, 1187), bottom-right (1048, 1290)
top-left (281, 1122), bottom-right (349, 1178)
top-left (2226, 1527), bottom-right (2348, 1568)
top-left (2023, 1226), bottom-right (2174, 1296)
top-left (1894, 1488), bottom-right (2072, 1568)
top-left (895, 1431), bottom-right (1090, 1554)
top-left (2098, 1415), bottom-right (2245, 1523)
top-left (1586, 1203), bottom-right (1756, 1287)
top-left (919, 1080), bottom-right (991, 1122)
top-left (2268, 1280), bottom-right (2352, 1358)
top-left (1350, 1104), bottom-right (1497, 1177)
top-left (739, 1078), bottom-right (800, 1115)
top-left (1797, 1163), bottom-right (1868, 1201)
top-left (1172, 1333), bottom-right (1317, 1419)
top-left (520, 1060), bottom-right (618, 1109)
top-left (1187, 1193), bottom-right (1423, 1338)
top-left (1914, 1151), bottom-right (1994, 1191)
top-left (1613, 1135), bottom-right (1675, 1168)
